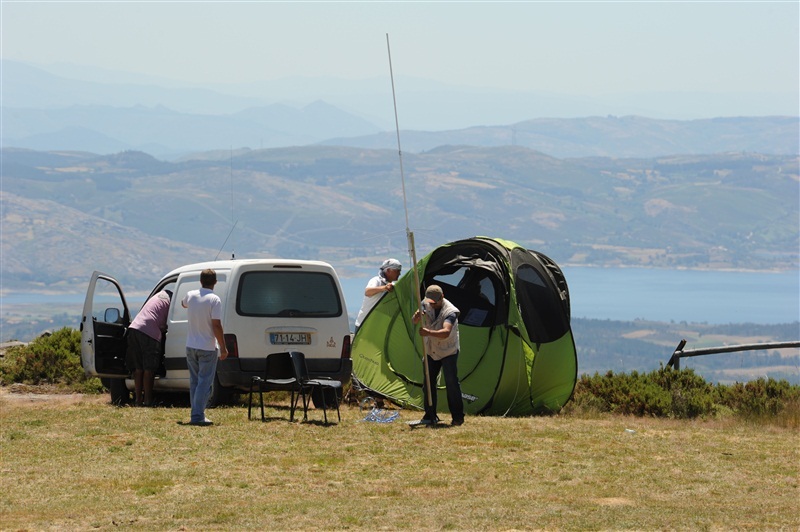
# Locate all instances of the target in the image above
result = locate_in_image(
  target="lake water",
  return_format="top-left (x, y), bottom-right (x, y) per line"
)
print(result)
top-left (340, 267), bottom-right (799, 325)
top-left (3, 267), bottom-right (799, 325)
top-left (563, 267), bottom-right (799, 324)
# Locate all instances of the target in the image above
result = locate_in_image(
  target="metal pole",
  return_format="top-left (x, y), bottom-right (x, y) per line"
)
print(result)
top-left (667, 339), bottom-right (800, 369)
top-left (386, 34), bottom-right (433, 408)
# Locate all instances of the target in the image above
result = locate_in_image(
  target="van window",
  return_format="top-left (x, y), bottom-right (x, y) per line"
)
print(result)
top-left (171, 274), bottom-right (228, 323)
top-left (237, 271), bottom-right (342, 317)
top-left (130, 281), bottom-right (177, 319)
top-left (91, 277), bottom-right (126, 323)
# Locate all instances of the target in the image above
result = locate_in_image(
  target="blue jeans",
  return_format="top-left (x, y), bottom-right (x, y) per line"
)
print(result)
top-left (186, 347), bottom-right (218, 423)
top-left (424, 352), bottom-right (464, 422)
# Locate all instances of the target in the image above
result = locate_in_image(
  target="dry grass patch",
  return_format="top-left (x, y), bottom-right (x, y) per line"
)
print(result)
top-left (1, 392), bottom-right (798, 530)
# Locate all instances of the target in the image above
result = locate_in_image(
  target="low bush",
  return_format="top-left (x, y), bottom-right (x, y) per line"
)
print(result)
top-left (715, 377), bottom-right (800, 417)
top-left (714, 377), bottom-right (800, 427)
top-left (2, 327), bottom-right (797, 426)
top-left (567, 365), bottom-right (799, 425)
top-left (568, 366), bottom-right (711, 417)
top-left (0, 327), bottom-right (103, 393)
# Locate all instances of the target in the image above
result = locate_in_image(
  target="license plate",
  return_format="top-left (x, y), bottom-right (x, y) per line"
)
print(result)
top-left (270, 333), bottom-right (311, 345)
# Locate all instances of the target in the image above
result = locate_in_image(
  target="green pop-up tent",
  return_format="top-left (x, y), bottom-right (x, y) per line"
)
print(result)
top-left (351, 236), bottom-right (577, 415)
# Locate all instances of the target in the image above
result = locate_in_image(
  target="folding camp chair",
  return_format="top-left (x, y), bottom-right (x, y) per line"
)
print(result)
top-left (289, 351), bottom-right (342, 424)
top-left (248, 352), bottom-right (303, 422)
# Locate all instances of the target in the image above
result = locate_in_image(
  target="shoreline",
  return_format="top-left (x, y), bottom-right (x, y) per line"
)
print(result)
top-left (3, 264), bottom-right (799, 298)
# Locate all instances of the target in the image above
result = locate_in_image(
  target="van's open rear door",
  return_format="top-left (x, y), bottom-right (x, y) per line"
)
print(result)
top-left (79, 271), bottom-right (131, 377)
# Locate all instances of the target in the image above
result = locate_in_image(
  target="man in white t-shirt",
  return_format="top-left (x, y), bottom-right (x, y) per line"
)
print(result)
top-left (181, 269), bottom-right (228, 426)
top-left (354, 258), bottom-right (402, 334)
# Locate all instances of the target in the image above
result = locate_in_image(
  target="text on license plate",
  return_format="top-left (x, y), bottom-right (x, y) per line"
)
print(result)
top-left (270, 333), bottom-right (311, 345)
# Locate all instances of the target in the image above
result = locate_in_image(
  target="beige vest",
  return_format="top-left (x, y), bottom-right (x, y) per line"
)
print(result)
top-left (422, 298), bottom-right (460, 360)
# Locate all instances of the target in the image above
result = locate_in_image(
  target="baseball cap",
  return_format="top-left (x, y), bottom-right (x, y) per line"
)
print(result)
top-left (424, 284), bottom-right (443, 303)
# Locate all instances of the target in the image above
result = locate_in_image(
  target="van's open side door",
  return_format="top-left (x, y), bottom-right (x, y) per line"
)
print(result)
top-left (80, 271), bottom-right (131, 377)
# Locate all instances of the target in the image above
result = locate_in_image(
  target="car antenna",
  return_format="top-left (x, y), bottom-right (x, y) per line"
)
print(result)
top-left (215, 147), bottom-right (238, 260)
top-left (215, 220), bottom-right (238, 260)
top-left (386, 33), bottom-right (433, 410)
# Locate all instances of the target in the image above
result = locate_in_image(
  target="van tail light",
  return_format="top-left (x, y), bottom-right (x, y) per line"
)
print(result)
top-left (224, 334), bottom-right (239, 358)
top-left (341, 334), bottom-right (351, 359)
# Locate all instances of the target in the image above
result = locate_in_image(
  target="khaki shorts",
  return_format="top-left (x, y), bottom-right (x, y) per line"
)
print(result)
top-left (125, 328), bottom-right (162, 372)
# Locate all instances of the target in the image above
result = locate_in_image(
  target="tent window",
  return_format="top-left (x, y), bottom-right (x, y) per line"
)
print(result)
top-left (432, 270), bottom-right (465, 288)
top-left (515, 264), bottom-right (568, 343)
top-left (477, 277), bottom-right (495, 306)
top-left (430, 267), bottom-right (500, 327)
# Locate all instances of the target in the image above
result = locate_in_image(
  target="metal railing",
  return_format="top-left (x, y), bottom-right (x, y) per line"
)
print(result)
top-left (667, 339), bottom-right (800, 370)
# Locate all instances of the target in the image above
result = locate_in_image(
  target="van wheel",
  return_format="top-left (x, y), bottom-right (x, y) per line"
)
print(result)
top-left (108, 378), bottom-right (130, 406)
top-left (207, 374), bottom-right (236, 408)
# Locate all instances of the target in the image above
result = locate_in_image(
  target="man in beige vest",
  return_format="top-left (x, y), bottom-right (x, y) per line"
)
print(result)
top-left (412, 285), bottom-right (465, 426)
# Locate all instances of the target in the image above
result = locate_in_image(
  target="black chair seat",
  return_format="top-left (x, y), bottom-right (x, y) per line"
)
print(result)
top-left (289, 351), bottom-right (342, 424)
top-left (248, 352), bottom-right (303, 422)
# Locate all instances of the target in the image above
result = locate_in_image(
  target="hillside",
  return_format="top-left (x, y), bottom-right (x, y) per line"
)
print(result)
top-left (1, 145), bottom-right (797, 292)
top-left (0, 193), bottom-right (215, 289)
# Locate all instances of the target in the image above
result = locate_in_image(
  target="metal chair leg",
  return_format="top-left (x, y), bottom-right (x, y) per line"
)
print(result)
top-left (259, 387), bottom-right (265, 422)
top-left (320, 388), bottom-right (328, 424)
top-left (247, 379), bottom-right (257, 420)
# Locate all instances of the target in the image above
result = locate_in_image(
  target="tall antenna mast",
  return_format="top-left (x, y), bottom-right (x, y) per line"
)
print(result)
top-left (230, 146), bottom-right (235, 259)
top-left (386, 33), bottom-right (433, 408)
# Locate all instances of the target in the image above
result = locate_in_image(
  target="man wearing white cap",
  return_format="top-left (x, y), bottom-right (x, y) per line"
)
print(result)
top-left (412, 284), bottom-right (465, 426)
top-left (354, 258), bottom-right (402, 334)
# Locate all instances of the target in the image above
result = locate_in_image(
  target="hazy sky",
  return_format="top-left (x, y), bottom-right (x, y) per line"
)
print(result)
top-left (2, 1), bottom-right (798, 97)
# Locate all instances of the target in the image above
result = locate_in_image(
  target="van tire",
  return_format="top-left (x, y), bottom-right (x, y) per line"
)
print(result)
top-left (108, 378), bottom-right (130, 406)
top-left (207, 374), bottom-right (236, 408)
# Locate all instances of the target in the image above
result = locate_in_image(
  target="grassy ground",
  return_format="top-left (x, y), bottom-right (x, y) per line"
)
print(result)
top-left (1, 390), bottom-right (798, 531)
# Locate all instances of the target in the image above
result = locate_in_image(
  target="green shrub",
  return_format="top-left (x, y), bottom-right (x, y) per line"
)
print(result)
top-left (0, 327), bottom-right (103, 393)
top-left (568, 367), bottom-right (799, 421)
top-left (652, 366), bottom-right (715, 418)
top-left (570, 368), bottom-right (706, 417)
top-left (715, 377), bottom-right (800, 420)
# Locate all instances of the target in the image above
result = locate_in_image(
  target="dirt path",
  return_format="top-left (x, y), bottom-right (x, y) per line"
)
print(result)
top-left (0, 384), bottom-right (106, 407)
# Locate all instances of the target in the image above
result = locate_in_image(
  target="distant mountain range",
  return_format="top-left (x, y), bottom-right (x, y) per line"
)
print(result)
top-left (3, 59), bottom-right (798, 159)
top-left (3, 102), bottom-right (382, 159)
top-left (2, 145), bottom-right (797, 294)
top-left (321, 116), bottom-right (800, 159)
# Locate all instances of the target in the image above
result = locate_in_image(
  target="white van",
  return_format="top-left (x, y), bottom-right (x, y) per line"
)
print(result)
top-left (80, 259), bottom-right (352, 405)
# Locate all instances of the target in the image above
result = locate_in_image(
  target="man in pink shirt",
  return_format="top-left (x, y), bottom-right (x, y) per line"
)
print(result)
top-left (126, 289), bottom-right (172, 406)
